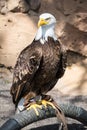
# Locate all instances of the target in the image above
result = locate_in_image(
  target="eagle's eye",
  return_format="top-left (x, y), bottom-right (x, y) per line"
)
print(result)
top-left (45, 17), bottom-right (51, 21)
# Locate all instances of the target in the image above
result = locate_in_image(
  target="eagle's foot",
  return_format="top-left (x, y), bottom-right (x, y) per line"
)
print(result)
top-left (41, 95), bottom-right (68, 130)
top-left (25, 99), bottom-right (56, 116)
top-left (27, 103), bottom-right (42, 116)
top-left (40, 94), bottom-right (56, 109)
top-left (24, 95), bottom-right (56, 116)
top-left (24, 95), bottom-right (43, 116)
top-left (41, 99), bottom-right (56, 109)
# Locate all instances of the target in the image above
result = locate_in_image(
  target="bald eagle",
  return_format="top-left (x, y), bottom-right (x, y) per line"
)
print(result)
top-left (10, 13), bottom-right (67, 112)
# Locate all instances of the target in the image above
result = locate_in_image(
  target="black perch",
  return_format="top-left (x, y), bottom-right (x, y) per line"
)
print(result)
top-left (0, 103), bottom-right (87, 130)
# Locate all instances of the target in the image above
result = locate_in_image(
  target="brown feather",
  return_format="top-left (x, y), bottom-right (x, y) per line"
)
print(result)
top-left (10, 37), bottom-right (67, 106)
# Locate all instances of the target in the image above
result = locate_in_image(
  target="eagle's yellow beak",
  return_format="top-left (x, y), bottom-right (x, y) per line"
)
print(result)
top-left (38, 18), bottom-right (48, 28)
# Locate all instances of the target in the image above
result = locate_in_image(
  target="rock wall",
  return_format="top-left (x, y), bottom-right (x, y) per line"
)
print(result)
top-left (0, 0), bottom-right (87, 67)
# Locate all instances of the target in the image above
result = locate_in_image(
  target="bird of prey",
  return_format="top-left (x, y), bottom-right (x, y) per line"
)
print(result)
top-left (10, 13), bottom-right (67, 114)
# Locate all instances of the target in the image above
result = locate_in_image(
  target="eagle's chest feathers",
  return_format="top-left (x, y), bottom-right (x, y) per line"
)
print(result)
top-left (36, 39), bottom-right (61, 82)
top-left (43, 43), bottom-right (60, 66)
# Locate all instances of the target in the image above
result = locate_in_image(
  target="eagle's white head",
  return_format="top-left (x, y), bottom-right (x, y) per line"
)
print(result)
top-left (35, 13), bottom-right (57, 44)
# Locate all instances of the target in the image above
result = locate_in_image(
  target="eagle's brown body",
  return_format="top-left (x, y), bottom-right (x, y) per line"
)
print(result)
top-left (10, 37), bottom-right (67, 106)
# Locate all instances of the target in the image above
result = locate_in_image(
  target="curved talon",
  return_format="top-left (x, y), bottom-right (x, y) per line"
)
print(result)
top-left (27, 104), bottom-right (42, 116)
top-left (26, 99), bottom-right (56, 116)
top-left (41, 100), bottom-right (56, 109)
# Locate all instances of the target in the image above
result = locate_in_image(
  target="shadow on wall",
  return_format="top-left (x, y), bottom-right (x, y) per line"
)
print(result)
top-left (0, 33), bottom-right (4, 47)
top-left (0, 33), bottom-right (5, 60)
top-left (61, 23), bottom-right (87, 55)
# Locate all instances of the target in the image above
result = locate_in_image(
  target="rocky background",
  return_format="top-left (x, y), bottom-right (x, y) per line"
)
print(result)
top-left (0, 0), bottom-right (87, 129)
top-left (0, 0), bottom-right (87, 66)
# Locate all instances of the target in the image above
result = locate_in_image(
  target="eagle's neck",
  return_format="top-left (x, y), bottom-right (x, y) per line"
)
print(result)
top-left (35, 24), bottom-right (57, 44)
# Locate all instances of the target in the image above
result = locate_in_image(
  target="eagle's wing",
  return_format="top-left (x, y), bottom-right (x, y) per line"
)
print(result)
top-left (56, 44), bottom-right (67, 79)
top-left (10, 46), bottom-right (42, 104)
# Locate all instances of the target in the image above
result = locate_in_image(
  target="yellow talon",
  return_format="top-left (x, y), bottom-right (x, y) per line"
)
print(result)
top-left (26, 99), bottom-right (56, 116)
top-left (27, 104), bottom-right (42, 116)
top-left (41, 100), bottom-right (56, 109)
